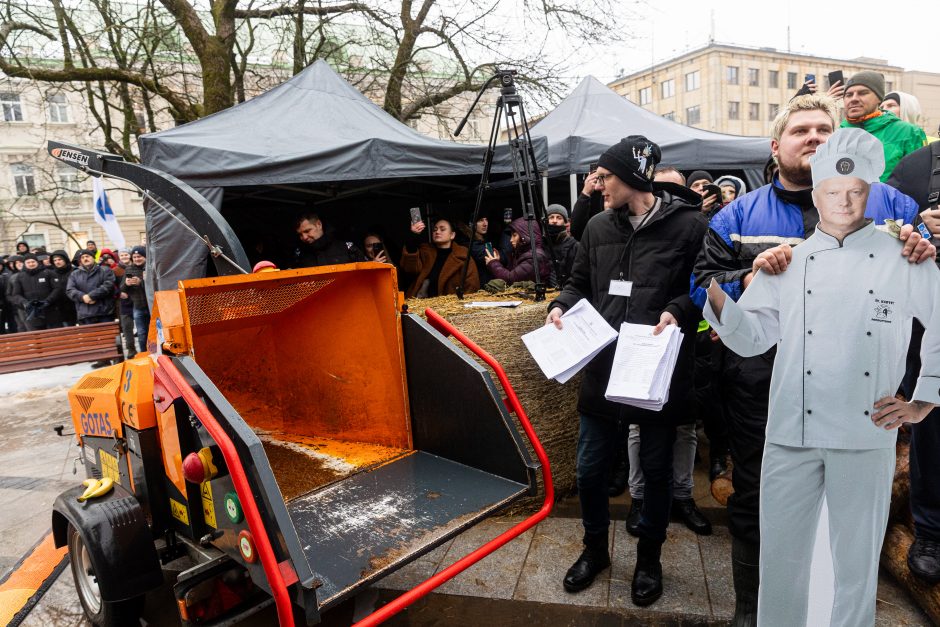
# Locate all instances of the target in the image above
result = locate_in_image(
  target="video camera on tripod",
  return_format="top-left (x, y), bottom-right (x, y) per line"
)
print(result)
top-left (454, 68), bottom-right (559, 302)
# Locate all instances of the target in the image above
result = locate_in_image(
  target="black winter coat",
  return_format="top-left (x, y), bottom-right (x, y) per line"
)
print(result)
top-left (9, 266), bottom-right (63, 308)
top-left (121, 263), bottom-right (148, 309)
top-left (550, 183), bottom-right (707, 425)
top-left (50, 265), bottom-right (77, 325)
top-left (292, 229), bottom-right (366, 268)
top-left (66, 264), bottom-right (115, 320)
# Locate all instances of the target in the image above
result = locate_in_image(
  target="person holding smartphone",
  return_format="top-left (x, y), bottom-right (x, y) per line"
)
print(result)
top-left (401, 217), bottom-right (479, 298)
top-left (363, 232), bottom-right (389, 264)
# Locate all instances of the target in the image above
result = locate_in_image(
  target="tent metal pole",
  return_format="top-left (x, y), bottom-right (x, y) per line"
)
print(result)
top-left (569, 174), bottom-right (577, 211)
top-left (542, 176), bottom-right (548, 204)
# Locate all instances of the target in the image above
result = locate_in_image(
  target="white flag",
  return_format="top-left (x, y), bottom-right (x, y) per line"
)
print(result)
top-left (92, 177), bottom-right (126, 250)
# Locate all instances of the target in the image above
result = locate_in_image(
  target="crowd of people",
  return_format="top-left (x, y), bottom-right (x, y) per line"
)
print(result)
top-left (544, 74), bottom-right (940, 626)
top-left (0, 239), bottom-right (150, 363)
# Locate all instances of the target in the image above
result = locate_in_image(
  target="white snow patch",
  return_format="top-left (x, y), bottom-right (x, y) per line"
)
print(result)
top-left (0, 363), bottom-right (91, 396)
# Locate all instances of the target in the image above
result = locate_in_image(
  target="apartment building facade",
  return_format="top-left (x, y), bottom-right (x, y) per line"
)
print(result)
top-left (609, 44), bottom-right (939, 138)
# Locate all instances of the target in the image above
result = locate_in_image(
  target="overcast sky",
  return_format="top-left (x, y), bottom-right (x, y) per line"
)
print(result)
top-left (574, 0), bottom-right (940, 83)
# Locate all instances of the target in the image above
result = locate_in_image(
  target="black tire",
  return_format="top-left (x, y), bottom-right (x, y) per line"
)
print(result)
top-left (67, 523), bottom-right (145, 626)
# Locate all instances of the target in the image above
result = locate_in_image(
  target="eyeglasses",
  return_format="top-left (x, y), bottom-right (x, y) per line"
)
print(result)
top-left (594, 173), bottom-right (615, 186)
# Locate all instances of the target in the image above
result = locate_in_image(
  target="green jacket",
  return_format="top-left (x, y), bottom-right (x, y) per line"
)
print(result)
top-left (841, 112), bottom-right (926, 182)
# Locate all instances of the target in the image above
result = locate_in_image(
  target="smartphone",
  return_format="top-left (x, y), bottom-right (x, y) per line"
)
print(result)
top-left (503, 208), bottom-right (513, 223)
top-left (409, 207), bottom-right (422, 224)
top-left (371, 242), bottom-right (384, 255)
top-left (484, 242), bottom-right (494, 256)
top-left (827, 70), bottom-right (844, 87)
top-left (804, 73), bottom-right (816, 85)
top-left (589, 162), bottom-right (598, 174)
top-left (703, 184), bottom-right (722, 203)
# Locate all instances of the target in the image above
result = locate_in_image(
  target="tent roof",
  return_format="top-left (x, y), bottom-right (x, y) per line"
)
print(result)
top-left (139, 60), bottom-right (542, 187)
top-left (531, 76), bottom-right (771, 174)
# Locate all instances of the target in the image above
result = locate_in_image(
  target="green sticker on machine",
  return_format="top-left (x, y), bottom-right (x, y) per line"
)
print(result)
top-left (224, 491), bottom-right (243, 523)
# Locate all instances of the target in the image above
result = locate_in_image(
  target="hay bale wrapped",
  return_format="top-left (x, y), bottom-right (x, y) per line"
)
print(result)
top-left (409, 293), bottom-right (580, 510)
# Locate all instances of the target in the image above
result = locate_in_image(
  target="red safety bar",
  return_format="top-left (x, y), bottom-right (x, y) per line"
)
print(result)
top-left (352, 308), bottom-right (555, 627)
top-left (155, 355), bottom-right (296, 627)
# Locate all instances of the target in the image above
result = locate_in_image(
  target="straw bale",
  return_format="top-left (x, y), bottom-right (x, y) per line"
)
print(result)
top-left (408, 293), bottom-right (580, 510)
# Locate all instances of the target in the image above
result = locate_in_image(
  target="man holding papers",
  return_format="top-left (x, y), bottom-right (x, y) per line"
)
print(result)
top-left (545, 135), bottom-right (707, 605)
top-left (704, 128), bottom-right (940, 626)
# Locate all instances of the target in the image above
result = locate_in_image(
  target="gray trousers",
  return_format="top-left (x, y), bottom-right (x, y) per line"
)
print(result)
top-left (628, 422), bottom-right (696, 500)
top-left (758, 442), bottom-right (894, 627)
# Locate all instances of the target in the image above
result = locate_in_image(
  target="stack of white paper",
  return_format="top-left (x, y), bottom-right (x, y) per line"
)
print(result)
top-left (521, 299), bottom-right (618, 383)
top-left (605, 323), bottom-right (683, 411)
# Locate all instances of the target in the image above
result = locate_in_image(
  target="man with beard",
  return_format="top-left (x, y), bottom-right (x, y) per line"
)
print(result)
top-left (66, 250), bottom-right (116, 325)
top-left (8, 253), bottom-right (63, 331)
top-left (545, 204), bottom-right (577, 287)
top-left (48, 250), bottom-right (76, 326)
top-left (548, 135), bottom-right (707, 606)
top-left (293, 213), bottom-right (366, 268)
top-left (692, 93), bottom-right (935, 625)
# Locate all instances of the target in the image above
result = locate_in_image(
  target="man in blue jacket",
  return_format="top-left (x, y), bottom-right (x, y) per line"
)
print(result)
top-left (66, 250), bottom-right (116, 325)
top-left (691, 93), bottom-right (935, 625)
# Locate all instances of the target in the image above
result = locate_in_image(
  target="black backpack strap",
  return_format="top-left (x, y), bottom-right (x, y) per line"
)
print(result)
top-left (928, 140), bottom-right (940, 207)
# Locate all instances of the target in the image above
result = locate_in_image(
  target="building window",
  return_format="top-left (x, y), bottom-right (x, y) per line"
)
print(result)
top-left (57, 166), bottom-right (81, 193)
top-left (727, 66), bottom-right (739, 85)
top-left (46, 93), bottom-right (70, 123)
top-left (787, 72), bottom-right (798, 90)
top-left (728, 101), bottom-right (740, 120)
top-left (660, 79), bottom-right (675, 99)
top-left (886, 81), bottom-right (894, 92)
top-left (685, 71), bottom-right (700, 92)
top-left (639, 87), bottom-right (652, 105)
top-left (1, 92), bottom-right (23, 122)
top-left (686, 105), bottom-right (701, 125)
top-left (769, 70), bottom-right (779, 88)
top-left (749, 102), bottom-right (761, 121)
top-left (663, 111), bottom-right (676, 121)
top-left (748, 68), bottom-right (760, 87)
top-left (12, 163), bottom-right (36, 196)
top-left (23, 233), bottom-right (46, 249)
top-left (769, 103), bottom-right (780, 119)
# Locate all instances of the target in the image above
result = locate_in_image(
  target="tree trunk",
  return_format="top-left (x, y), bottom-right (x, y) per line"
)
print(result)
top-left (881, 523), bottom-right (940, 625)
top-left (200, 36), bottom-right (235, 115)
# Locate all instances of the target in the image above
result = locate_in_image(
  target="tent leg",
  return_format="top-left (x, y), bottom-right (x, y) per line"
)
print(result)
top-left (542, 177), bottom-right (549, 206)
top-left (569, 174), bottom-right (577, 211)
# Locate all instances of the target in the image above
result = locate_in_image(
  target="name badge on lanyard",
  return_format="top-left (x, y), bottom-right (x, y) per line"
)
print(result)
top-left (609, 279), bottom-right (633, 297)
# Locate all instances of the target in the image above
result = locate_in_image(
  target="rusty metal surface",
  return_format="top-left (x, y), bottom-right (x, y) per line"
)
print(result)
top-left (286, 451), bottom-right (527, 609)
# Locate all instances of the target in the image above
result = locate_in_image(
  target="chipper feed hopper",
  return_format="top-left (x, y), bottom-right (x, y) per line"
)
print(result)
top-left (46, 142), bottom-right (552, 627)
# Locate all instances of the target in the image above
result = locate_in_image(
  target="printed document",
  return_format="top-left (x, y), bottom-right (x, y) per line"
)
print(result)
top-left (605, 323), bottom-right (683, 411)
top-left (521, 299), bottom-right (618, 383)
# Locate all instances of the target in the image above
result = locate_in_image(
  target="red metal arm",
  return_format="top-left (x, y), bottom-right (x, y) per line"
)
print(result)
top-left (353, 308), bottom-right (554, 627)
top-left (155, 355), bottom-right (296, 627)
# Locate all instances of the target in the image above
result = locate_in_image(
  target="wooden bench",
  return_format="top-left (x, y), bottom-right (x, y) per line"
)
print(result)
top-left (0, 321), bottom-right (124, 374)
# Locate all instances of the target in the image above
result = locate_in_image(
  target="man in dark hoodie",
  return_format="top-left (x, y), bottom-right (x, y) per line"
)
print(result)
top-left (8, 253), bottom-right (64, 331)
top-left (293, 213), bottom-right (366, 267)
top-left (545, 204), bottom-right (578, 288)
top-left (121, 246), bottom-right (150, 354)
top-left (66, 250), bottom-right (115, 325)
top-left (546, 135), bottom-right (707, 606)
top-left (48, 250), bottom-right (76, 327)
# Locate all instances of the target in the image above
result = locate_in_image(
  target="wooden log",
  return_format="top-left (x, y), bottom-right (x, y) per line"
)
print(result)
top-left (881, 523), bottom-right (940, 625)
top-left (711, 467), bottom-right (734, 507)
top-left (890, 440), bottom-right (911, 522)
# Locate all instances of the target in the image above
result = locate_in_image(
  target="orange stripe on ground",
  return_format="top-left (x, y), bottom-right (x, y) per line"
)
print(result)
top-left (0, 533), bottom-right (67, 625)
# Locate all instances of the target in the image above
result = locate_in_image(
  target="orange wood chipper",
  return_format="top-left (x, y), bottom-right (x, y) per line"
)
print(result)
top-left (46, 142), bottom-right (553, 627)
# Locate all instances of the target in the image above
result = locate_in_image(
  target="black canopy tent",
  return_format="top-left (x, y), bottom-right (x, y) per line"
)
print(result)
top-left (529, 76), bottom-right (772, 207)
top-left (138, 60), bottom-right (548, 290)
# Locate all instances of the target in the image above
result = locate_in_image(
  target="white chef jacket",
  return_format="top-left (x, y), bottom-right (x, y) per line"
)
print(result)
top-left (703, 221), bottom-right (940, 449)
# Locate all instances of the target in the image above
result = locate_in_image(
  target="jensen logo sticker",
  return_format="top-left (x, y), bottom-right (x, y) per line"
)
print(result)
top-left (50, 148), bottom-right (89, 166)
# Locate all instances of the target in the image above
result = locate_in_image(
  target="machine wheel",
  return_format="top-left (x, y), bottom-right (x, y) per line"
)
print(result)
top-left (67, 523), bottom-right (145, 627)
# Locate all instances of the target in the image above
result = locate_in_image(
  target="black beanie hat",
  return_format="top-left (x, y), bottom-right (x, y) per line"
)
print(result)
top-left (597, 135), bottom-right (661, 192)
top-left (883, 92), bottom-right (900, 106)
top-left (131, 245), bottom-right (147, 258)
top-left (687, 170), bottom-right (714, 188)
top-left (23, 253), bottom-right (38, 263)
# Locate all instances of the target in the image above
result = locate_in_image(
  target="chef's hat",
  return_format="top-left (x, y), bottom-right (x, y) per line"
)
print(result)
top-left (809, 128), bottom-right (885, 187)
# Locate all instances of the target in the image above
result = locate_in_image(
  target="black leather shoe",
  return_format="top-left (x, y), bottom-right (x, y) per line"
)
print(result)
top-left (631, 546), bottom-right (663, 606)
top-left (626, 498), bottom-right (643, 537)
top-left (563, 546), bottom-right (611, 593)
top-left (673, 498), bottom-right (712, 536)
top-left (709, 456), bottom-right (727, 482)
top-left (908, 538), bottom-right (940, 584)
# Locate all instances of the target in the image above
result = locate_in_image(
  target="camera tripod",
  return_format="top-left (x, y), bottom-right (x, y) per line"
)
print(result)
top-left (454, 69), bottom-right (559, 302)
